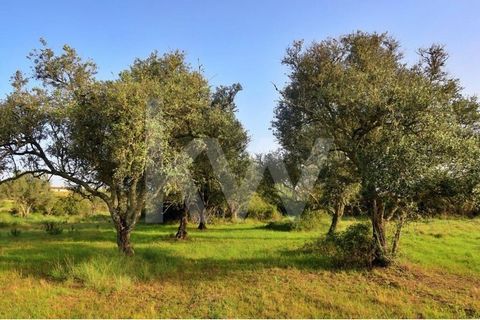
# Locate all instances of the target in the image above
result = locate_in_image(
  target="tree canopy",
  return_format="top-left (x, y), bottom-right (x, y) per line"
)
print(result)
top-left (273, 31), bottom-right (480, 265)
top-left (0, 41), bottom-right (248, 254)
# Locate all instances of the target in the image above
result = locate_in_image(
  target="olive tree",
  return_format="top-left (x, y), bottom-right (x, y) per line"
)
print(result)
top-left (189, 84), bottom-right (250, 228)
top-left (0, 41), bottom-right (244, 254)
top-left (273, 32), bottom-right (478, 266)
top-left (1, 174), bottom-right (52, 217)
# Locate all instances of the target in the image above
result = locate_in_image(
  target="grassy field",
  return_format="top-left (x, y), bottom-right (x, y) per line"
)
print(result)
top-left (0, 204), bottom-right (479, 318)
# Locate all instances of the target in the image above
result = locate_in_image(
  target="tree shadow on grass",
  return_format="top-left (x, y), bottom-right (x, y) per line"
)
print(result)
top-left (0, 237), bottom-right (345, 285)
top-left (0, 222), bottom-right (355, 285)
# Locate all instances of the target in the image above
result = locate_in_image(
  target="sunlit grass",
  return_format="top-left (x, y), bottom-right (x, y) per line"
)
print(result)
top-left (0, 208), bottom-right (479, 318)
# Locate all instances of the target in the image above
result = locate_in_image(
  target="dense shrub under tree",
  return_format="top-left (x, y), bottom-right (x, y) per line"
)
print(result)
top-left (246, 193), bottom-right (282, 221)
top-left (309, 223), bottom-right (375, 268)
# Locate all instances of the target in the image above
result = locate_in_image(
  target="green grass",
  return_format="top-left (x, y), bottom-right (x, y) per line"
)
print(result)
top-left (0, 205), bottom-right (479, 318)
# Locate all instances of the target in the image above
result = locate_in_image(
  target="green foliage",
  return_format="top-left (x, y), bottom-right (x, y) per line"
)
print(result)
top-left (254, 151), bottom-right (287, 211)
top-left (311, 223), bottom-right (375, 268)
top-left (0, 41), bottom-right (248, 253)
top-left (293, 210), bottom-right (330, 231)
top-left (0, 175), bottom-right (53, 217)
top-left (51, 194), bottom-right (91, 216)
top-left (246, 193), bottom-right (281, 221)
top-left (264, 219), bottom-right (295, 231)
top-left (273, 31), bottom-right (480, 263)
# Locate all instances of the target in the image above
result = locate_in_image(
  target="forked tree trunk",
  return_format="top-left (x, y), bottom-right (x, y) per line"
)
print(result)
top-left (105, 180), bottom-right (146, 256)
top-left (370, 198), bottom-right (391, 267)
top-left (198, 208), bottom-right (207, 230)
top-left (176, 206), bottom-right (188, 239)
top-left (18, 203), bottom-right (32, 217)
top-left (327, 201), bottom-right (345, 235)
top-left (111, 206), bottom-right (143, 256)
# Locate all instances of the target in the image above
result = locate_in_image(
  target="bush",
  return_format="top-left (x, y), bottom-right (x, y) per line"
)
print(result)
top-left (51, 194), bottom-right (92, 216)
top-left (246, 194), bottom-right (282, 221)
top-left (36, 193), bottom-right (59, 215)
top-left (310, 223), bottom-right (375, 268)
top-left (43, 221), bottom-right (63, 235)
top-left (264, 211), bottom-right (329, 232)
top-left (292, 210), bottom-right (329, 231)
top-left (9, 228), bottom-right (21, 237)
top-left (1, 175), bottom-right (53, 217)
top-left (264, 219), bottom-right (295, 231)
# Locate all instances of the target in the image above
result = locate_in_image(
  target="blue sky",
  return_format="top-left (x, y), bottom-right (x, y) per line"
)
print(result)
top-left (1, 0), bottom-right (479, 154)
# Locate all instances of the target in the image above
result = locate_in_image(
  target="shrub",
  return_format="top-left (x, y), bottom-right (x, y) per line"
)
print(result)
top-left (247, 194), bottom-right (282, 221)
top-left (51, 194), bottom-right (92, 216)
top-left (311, 223), bottom-right (375, 268)
top-left (43, 221), bottom-right (63, 235)
top-left (264, 219), bottom-right (295, 231)
top-left (1, 175), bottom-right (53, 217)
top-left (264, 211), bottom-right (329, 232)
top-left (293, 210), bottom-right (329, 231)
top-left (9, 228), bottom-right (21, 237)
top-left (36, 193), bottom-right (59, 215)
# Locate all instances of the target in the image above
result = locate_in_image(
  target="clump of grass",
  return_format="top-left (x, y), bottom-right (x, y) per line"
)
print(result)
top-left (43, 222), bottom-right (63, 235)
top-left (67, 224), bottom-right (77, 233)
top-left (9, 228), bottom-right (21, 237)
top-left (50, 255), bottom-right (143, 293)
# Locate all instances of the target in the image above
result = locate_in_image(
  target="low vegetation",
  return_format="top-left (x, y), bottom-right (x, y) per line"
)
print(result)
top-left (0, 206), bottom-right (479, 318)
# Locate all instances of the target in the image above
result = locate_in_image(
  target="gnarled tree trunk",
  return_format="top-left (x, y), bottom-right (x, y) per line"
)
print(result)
top-left (370, 197), bottom-right (391, 267)
top-left (18, 203), bottom-right (32, 217)
top-left (108, 182), bottom-right (146, 256)
top-left (116, 224), bottom-right (134, 256)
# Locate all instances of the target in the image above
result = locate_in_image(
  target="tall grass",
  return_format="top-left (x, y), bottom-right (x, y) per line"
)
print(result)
top-left (50, 255), bottom-right (137, 293)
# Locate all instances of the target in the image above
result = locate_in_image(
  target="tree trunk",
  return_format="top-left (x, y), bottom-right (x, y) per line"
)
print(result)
top-left (176, 206), bottom-right (188, 239)
top-left (198, 208), bottom-right (207, 230)
top-left (230, 203), bottom-right (239, 222)
top-left (370, 198), bottom-right (391, 267)
top-left (116, 226), bottom-right (134, 256)
top-left (327, 201), bottom-right (345, 235)
top-left (18, 203), bottom-right (31, 217)
top-left (391, 214), bottom-right (405, 256)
